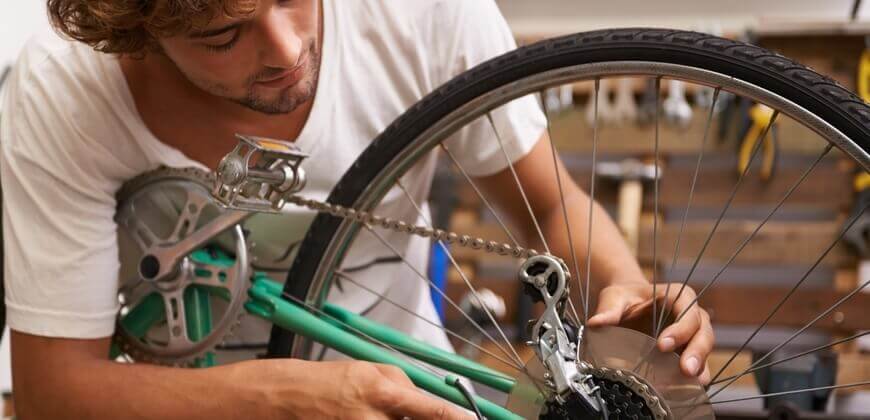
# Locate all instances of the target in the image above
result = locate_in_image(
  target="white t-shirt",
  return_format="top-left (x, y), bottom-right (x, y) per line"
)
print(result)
top-left (0, 0), bottom-right (545, 354)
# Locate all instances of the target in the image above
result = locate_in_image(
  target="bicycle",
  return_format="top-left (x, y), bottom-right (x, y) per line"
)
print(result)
top-left (108, 28), bottom-right (870, 419)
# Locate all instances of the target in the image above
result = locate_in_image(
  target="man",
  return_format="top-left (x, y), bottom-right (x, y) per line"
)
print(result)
top-left (1, 0), bottom-right (713, 418)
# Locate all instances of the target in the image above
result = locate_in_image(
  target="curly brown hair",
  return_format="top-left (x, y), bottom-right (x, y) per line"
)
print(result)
top-left (47, 0), bottom-right (257, 55)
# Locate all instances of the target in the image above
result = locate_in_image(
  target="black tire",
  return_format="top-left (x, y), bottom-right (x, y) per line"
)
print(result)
top-left (266, 28), bottom-right (870, 357)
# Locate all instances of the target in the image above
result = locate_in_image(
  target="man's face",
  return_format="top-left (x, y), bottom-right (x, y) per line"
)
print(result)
top-left (158, 0), bottom-right (320, 115)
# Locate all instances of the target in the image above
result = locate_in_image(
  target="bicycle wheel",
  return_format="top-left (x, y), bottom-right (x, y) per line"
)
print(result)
top-left (268, 28), bottom-right (870, 418)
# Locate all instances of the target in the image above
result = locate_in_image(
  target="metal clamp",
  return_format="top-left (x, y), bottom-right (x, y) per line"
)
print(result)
top-left (213, 134), bottom-right (309, 212)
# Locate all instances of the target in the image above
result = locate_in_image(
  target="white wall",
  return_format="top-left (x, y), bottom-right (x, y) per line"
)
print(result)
top-left (496, 0), bottom-right (866, 36)
top-left (0, 2), bottom-right (52, 69)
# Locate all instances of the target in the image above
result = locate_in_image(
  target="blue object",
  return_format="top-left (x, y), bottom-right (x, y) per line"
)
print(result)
top-left (429, 242), bottom-right (448, 322)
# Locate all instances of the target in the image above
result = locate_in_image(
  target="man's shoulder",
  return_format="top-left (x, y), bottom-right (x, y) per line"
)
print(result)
top-left (2, 33), bottom-right (131, 156)
top-left (9, 33), bottom-right (113, 106)
top-left (16, 32), bottom-right (97, 79)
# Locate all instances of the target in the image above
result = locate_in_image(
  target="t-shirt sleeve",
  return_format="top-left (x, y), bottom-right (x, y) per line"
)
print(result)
top-left (437, 0), bottom-right (547, 177)
top-left (1, 63), bottom-right (121, 339)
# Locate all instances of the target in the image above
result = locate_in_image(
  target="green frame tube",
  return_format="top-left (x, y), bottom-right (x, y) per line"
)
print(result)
top-left (255, 277), bottom-right (516, 392)
top-left (185, 286), bottom-right (216, 367)
top-left (115, 267), bottom-right (527, 419)
top-left (247, 278), bottom-right (524, 420)
top-left (322, 303), bottom-right (516, 393)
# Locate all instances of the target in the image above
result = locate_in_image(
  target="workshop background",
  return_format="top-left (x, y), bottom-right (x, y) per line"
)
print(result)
top-left (3, 1), bottom-right (870, 419)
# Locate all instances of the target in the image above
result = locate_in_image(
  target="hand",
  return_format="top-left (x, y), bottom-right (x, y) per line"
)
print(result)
top-left (235, 359), bottom-right (474, 420)
top-left (586, 282), bottom-right (714, 384)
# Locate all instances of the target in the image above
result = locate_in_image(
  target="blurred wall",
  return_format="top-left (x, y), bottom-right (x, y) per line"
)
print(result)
top-left (496, 0), bottom-right (865, 36)
top-left (0, 2), bottom-right (51, 69)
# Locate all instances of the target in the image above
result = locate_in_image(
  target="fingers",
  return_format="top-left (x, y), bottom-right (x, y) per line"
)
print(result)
top-left (380, 385), bottom-right (473, 420)
top-left (698, 361), bottom-right (711, 385)
top-left (679, 310), bottom-right (714, 379)
top-left (657, 287), bottom-right (699, 352)
top-left (587, 286), bottom-right (632, 327)
top-left (658, 288), bottom-right (714, 378)
top-left (375, 364), bottom-right (415, 387)
top-left (368, 364), bottom-right (473, 420)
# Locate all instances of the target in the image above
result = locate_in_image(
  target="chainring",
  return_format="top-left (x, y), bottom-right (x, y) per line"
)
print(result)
top-left (113, 167), bottom-right (251, 366)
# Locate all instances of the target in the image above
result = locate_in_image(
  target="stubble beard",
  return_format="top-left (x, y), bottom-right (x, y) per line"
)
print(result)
top-left (234, 41), bottom-right (321, 115)
top-left (186, 41), bottom-right (321, 116)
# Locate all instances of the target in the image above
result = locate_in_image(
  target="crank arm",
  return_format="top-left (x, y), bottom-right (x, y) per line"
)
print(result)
top-left (140, 210), bottom-right (253, 282)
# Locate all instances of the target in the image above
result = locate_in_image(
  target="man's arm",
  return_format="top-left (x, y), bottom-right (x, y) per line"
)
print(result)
top-left (476, 133), bottom-right (714, 382)
top-left (11, 330), bottom-right (471, 419)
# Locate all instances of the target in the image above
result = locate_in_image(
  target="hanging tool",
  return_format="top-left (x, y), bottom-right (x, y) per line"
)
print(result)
top-left (716, 94), bottom-right (749, 146)
top-left (737, 103), bottom-right (778, 182)
top-left (663, 79), bottom-right (693, 128)
top-left (611, 77), bottom-right (638, 125)
top-left (586, 78), bottom-right (616, 125)
top-left (544, 84), bottom-right (574, 114)
top-left (858, 37), bottom-right (870, 104)
top-left (595, 159), bottom-right (660, 255)
top-left (456, 289), bottom-right (506, 360)
top-left (637, 78), bottom-right (658, 126)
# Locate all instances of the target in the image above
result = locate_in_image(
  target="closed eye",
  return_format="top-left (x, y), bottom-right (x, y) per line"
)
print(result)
top-left (203, 29), bottom-right (241, 53)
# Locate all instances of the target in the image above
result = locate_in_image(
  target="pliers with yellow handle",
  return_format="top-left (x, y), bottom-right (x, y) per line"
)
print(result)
top-left (858, 47), bottom-right (870, 104)
top-left (737, 103), bottom-right (778, 182)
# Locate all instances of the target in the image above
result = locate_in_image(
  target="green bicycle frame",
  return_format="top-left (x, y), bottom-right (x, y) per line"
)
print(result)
top-left (118, 249), bottom-right (538, 420)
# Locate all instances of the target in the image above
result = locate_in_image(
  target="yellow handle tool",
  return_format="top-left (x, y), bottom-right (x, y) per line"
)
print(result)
top-left (737, 103), bottom-right (777, 181)
top-left (858, 49), bottom-right (870, 103)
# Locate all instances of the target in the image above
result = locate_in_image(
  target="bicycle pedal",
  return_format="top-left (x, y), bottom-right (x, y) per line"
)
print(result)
top-left (213, 134), bottom-right (309, 213)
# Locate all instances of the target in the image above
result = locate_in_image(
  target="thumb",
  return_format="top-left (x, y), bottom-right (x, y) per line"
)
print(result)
top-left (587, 287), bottom-right (629, 327)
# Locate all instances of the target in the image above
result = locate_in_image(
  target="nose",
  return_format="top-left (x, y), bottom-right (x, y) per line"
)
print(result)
top-left (257, 8), bottom-right (303, 69)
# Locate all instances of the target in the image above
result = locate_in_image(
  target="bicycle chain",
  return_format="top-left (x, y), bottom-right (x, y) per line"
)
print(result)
top-left (283, 195), bottom-right (541, 260)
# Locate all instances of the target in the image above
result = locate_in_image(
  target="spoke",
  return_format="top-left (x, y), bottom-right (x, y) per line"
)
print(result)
top-left (486, 112), bottom-right (551, 255)
top-left (700, 145), bottom-right (834, 384)
top-left (651, 77), bottom-right (661, 335)
top-left (395, 181), bottom-right (526, 366)
top-left (709, 381), bottom-right (870, 405)
top-left (708, 201), bottom-right (870, 398)
top-left (334, 270), bottom-right (525, 372)
top-left (440, 144), bottom-right (521, 248)
top-left (658, 110), bottom-right (780, 330)
top-left (364, 223), bottom-right (521, 366)
top-left (583, 78), bottom-right (601, 323)
top-left (538, 89), bottom-right (586, 323)
top-left (711, 330), bottom-right (870, 386)
top-left (655, 87), bottom-right (720, 337)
